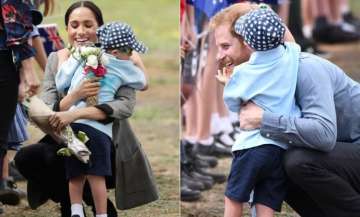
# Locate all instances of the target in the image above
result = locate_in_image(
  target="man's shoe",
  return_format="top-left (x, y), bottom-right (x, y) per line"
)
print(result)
top-left (196, 142), bottom-right (232, 158)
top-left (181, 185), bottom-right (201, 202)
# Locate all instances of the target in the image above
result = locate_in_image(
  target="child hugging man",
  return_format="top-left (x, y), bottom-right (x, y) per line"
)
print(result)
top-left (218, 5), bottom-right (301, 217)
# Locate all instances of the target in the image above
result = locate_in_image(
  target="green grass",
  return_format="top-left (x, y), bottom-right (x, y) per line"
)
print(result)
top-left (42, 0), bottom-right (179, 60)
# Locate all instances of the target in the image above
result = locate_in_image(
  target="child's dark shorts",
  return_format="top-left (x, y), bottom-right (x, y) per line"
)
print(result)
top-left (225, 144), bottom-right (287, 212)
top-left (65, 123), bottom-right (113, 180)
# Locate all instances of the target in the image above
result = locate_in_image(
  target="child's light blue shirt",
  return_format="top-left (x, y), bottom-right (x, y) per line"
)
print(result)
top-left (223, 42), bottom-right (301, 151)
top-left (55, 53), bottom-right (146, 138)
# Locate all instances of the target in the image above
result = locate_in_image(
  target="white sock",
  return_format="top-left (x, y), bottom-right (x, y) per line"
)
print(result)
top-left (183, 136), bottom-right (196, 144)
top-left (210, 113), bottom-right (222, 135)
top-left (71, 203), bottom-right (84, 217)
top-left (96, 214), bottom-right (108, 217)
top-left (198, 137), bottom-right (213, 146)
top-left (228, 111), bottom-right (239, 123)
top-left (302, 25), bottom-right (313, 39)
top-left (219, 116), bottom-right (234, 133)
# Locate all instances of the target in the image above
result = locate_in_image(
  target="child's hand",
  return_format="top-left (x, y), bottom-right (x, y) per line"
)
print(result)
top-left (216, 66), bottom-right (233, 85)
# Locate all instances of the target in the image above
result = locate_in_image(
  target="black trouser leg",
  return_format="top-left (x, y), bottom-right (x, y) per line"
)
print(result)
top-left (284, 143), bottom-right (360, 217)
top-left (0, 51), bottom-right (18, 146)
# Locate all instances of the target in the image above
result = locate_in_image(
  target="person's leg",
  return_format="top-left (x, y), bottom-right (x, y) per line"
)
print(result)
top-left (0, 50), bottom-right (19, 158)
top-left (224, 196), bottom-right (243, 217)
top-left (195, 33), bottom-right (217, 141)
top-left (69, 175), bottom-right (86, 217)
top-left (284, 143), bottom-right (360, 217)
top-left (284, 178), bottom-right (326, 217)
top-left (255, 204), bottom-right (274, 217)
top-left (87, 175), bottom-right (107, 215)
top-left (183, 93), bottom-right (198, 142)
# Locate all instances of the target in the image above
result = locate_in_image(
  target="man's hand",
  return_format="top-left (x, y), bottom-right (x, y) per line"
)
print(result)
top-left (239, 101), bottom-right (264, 130)
top-left (49, 111), bottom-right (78, 133)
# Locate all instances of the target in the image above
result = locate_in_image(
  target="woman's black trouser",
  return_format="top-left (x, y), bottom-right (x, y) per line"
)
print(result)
top-left (284, 142), bottom-right (360, 217)
top-left (0, 50), bottom-right (19, 178)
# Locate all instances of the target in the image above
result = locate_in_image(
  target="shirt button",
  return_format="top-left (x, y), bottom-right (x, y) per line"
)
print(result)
top-left (289, 141), bottom-right (293, 144)
top-left (266, 133), bottom-right (270, 137)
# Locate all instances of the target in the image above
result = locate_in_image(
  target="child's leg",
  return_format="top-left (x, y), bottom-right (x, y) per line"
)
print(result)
top-left (69, 175), bottom-right (86, 217)
top-left (87, 175), bottom-right (107, 215)
top-left (224, 196), bottom-right (243, 217)
top-left (255, 203), bottom-right (274, 217)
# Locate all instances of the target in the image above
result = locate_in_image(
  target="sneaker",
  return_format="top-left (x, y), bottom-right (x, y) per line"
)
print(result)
top-left (71, 215), bottom-right (81, 217)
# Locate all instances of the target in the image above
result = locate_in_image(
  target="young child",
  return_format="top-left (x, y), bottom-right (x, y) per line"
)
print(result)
top-left (220, 5), bottom-right (301, 216)
top-left (55, 21), bottom-right (147, 217)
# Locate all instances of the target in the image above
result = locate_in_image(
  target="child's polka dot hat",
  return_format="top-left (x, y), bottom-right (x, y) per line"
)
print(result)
top-left (96, 21), bottom-right (148, 53)
top-left (234, 4), bottom-right (285, 51)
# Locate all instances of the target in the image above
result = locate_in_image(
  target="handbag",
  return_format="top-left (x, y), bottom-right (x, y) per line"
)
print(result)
top-left (114, 119), bottom-right (159, 210)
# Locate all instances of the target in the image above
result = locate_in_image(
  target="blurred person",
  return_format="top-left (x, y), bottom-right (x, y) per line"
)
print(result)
top-left (0, 0), bottom-right (54, 211)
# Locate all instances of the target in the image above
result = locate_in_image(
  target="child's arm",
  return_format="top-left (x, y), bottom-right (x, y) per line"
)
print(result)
top-left (130, 51), bottom-right (148, 90)
top-left (284, 26), bottom-right (295, 42)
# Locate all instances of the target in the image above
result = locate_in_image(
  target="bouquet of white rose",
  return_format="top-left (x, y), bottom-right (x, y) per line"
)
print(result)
top-left (69, 43), bottom-right (108, 106)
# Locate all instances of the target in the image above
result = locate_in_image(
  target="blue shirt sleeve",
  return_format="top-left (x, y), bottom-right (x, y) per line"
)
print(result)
top-left (260, 54), bottom-right (337, 152)
top-left (1, 0), bottom-right (35, 63)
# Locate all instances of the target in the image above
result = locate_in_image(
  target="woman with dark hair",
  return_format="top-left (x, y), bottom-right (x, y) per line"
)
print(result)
top-left (14, 1), bottom-right (156, 217)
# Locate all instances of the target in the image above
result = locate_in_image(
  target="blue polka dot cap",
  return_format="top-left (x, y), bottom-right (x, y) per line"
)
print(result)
top-left (96, 21), bottom-right (148, 53)
top-left (234, 4), bottom-right (285, 51)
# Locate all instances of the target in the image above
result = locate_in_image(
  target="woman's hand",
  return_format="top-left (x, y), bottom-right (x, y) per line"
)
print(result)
top-left (21, 57), bottom-right (40, 97)
top-left (49, 111), bottom-right (78, 133)
top-left (59, 77), bottom-right (100, 111)
top-left (73, 77), bottom-right (101, 100)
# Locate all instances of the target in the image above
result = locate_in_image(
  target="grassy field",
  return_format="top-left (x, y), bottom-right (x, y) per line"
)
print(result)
top-left (5, 1), bottom-right (179, 217)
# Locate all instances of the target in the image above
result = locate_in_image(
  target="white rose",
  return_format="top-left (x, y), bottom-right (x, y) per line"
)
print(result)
top-left (86, 55), bottom-right (98, 68)
top-left (100, 53), bottom-right (109, 65)
top-left (81, 47), bottom-right (100, 56)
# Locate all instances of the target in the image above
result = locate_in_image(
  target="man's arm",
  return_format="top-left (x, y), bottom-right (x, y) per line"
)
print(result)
top-left (240, 55), bottom-right (338, 152)
top-left (260, 55), bottom-right (337, 152)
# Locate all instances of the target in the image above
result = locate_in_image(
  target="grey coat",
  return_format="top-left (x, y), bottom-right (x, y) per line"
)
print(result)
top-left (40, 52), bottom-right (158, 209)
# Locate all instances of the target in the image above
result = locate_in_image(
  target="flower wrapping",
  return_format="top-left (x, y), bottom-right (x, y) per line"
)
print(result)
top-left (23, 96), bottom-right (91, 163)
